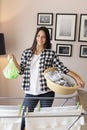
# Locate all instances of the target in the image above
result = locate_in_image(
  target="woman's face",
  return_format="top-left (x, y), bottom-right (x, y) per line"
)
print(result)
top-left (36, 30), bottom-right (46, 47)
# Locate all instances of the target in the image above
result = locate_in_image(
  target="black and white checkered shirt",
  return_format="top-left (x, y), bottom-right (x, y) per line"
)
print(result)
top-left (19, 48), bottom-right (69, 91)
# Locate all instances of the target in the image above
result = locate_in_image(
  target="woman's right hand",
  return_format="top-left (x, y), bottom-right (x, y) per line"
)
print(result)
top-left (7, 54), bottom-right (14, 61)
top-left (7, 54), bottom-right (21, 71)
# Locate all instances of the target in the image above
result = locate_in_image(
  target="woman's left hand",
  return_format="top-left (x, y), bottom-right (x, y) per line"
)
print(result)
top-left (67, 70), bottom-right (85, 88)
top-left (75, 77), bottom-right (85, 88)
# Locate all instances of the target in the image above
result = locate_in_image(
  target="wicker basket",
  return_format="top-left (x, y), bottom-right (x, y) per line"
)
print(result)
top-left (43, 67), bottom-right (80, 95)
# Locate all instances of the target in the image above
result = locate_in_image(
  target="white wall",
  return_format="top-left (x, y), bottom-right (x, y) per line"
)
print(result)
top-left (0, 0), bottom-right (2, 30)
top-left (0, 0), bottom-right (87, 105)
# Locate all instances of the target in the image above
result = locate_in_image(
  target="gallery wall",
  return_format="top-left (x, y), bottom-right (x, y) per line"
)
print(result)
top-left (0, 0), bottom-right (1, 15)
top-left (0, 0), bottom-right (87, 105)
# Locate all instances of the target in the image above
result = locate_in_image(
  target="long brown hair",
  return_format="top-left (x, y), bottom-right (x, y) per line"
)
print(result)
top-left (31, 26), bottom-right (51, 54)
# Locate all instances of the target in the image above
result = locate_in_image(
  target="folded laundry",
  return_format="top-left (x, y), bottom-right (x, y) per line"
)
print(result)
top-left (46, 70), bottom-right (75, 87)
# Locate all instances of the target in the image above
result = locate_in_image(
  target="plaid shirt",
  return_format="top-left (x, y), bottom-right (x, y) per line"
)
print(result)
top-left (20, 48), bottom-right (69, 91)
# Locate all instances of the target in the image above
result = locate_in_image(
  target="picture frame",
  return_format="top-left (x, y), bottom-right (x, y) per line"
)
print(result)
top-left (48, 28), bottom-right (53, 40)
top-left (56, 44), bottom-right (72, 57)
top-left (78, 14), bottom-right (87, 42)
top-left (55, 13), bottom-right (77, 41)
top-left (37, 13), bottom-right (53, 26)
top-left (79, 45), bottom-right (87, 58)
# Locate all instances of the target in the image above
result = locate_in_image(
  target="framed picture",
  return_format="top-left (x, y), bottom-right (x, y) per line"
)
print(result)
top-left (80, 45), bottom-right (87, 58)
top-left (78, 14), bottom-right (87, 42)
top-left (48, 28), bottom-right (53, 40)
top-left (56, 44), bottom-right (72, 57)
top-left (37, 13), bottom-right (53, 26)
top-left (55, 13), bottom-right (77, 41)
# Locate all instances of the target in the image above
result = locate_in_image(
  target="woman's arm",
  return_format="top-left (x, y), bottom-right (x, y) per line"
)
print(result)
top-left (52, 51), bottom-right (85, 88)
top-left (67, 70), bottom-right (85, 88)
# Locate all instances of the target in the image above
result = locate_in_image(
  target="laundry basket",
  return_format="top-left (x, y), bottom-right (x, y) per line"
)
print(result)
top-left (43, 67), bottom-right (81, 95)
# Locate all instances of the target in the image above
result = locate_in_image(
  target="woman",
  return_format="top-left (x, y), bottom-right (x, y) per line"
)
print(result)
top-left (9, 26), bottom-right (85, 130)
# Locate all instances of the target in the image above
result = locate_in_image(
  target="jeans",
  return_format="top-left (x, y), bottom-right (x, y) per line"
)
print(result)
top-left (21, 91), bottom-right (55, 130)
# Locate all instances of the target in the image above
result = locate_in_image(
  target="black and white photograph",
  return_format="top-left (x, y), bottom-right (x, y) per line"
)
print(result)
top-left (80, 45), bottom-right (87, 58)
top-left (55, 14), bottom-right (77, 41)
top-left (78, 14), bottom-right (87, 42)
top-left (37, 13), bottom-right (53, 26)
top-left (56, 44), bottom-right (72, 56)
